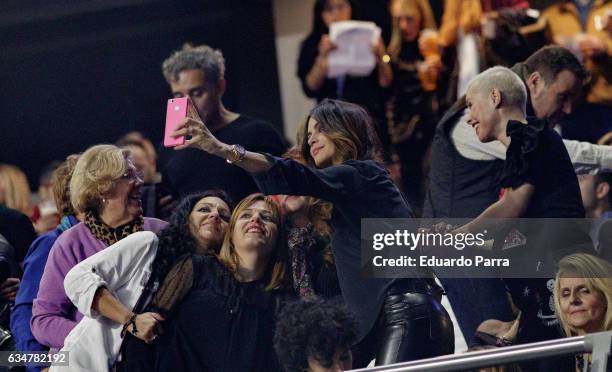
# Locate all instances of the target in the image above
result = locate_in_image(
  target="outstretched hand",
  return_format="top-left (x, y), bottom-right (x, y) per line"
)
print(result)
top-left (171, 115), bottom-right (226, 156)
top-left (170, 96), bottom-right (226, 155)
top-left (169, 97), bottom-right (273, 174)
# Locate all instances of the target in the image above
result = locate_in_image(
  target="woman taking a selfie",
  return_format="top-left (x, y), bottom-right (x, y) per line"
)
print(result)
top-left (173, 98), bottom-right (454, 367)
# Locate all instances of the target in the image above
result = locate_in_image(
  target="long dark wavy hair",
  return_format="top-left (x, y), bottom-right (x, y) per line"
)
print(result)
top-left (301, 99), bottom-right (383, 167)
top-left (150, 190), bottom-right (234, 283)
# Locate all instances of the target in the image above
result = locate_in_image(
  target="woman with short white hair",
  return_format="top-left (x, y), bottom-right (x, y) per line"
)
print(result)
top-left (451, 67), bottom-right (594, 356)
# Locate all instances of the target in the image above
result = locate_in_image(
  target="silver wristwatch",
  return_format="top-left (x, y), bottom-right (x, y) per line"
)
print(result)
top-left (226, 144), bottom-right (246, 164)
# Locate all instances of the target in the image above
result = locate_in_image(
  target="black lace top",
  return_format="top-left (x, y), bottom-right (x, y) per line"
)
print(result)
top-left (119, 256), bottom-right (291, 372)
top-left (287, 224), bottom-right (341, 299)
top-left (154, 256), bottom-right (290, 372)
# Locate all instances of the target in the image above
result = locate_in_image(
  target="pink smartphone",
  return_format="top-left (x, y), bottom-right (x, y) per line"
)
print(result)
top-left (164, 97), bottom-right (188, 147)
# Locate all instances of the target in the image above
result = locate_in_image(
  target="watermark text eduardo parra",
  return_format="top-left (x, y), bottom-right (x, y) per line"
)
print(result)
top-left (361, 218), bottom-right (595, 278)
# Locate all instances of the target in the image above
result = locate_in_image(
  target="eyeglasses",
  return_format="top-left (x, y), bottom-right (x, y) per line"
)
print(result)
top-left (119, 168), bottom-right (144, 183)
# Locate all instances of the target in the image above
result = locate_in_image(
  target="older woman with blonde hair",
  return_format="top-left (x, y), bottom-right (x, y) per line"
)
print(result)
top-left (555, 254), bottom-right (612, 336)
top-left (554, 253), bottom-right (612, 371)
top-left (31, 144), bottom-right (167, 352)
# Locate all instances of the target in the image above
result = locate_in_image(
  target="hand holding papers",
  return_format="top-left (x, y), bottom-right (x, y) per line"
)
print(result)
top-left (327, 21), bottom-right (381, 78)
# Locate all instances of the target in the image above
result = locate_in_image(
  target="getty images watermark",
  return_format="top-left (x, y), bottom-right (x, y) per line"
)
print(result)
top-left (361, 218), bottom-right (595, 278)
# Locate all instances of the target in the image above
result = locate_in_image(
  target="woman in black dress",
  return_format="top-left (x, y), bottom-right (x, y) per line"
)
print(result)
top-left (174, 98), bottom-right (454, 367)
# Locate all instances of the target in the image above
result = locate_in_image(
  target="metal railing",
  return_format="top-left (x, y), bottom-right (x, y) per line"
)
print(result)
top-left (351, 331), bottom-right (611, 372)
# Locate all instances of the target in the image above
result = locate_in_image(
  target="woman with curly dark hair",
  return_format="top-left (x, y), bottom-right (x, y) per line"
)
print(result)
top-left (274, 298), bottom-right (359, 372)
top-left (55, 190), bottom-right (233, 371)
top-left (148, 190), bottom-right (233, 284)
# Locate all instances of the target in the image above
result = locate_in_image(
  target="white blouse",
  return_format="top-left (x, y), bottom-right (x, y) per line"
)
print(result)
top-left (50, 231), bottom-right (159, 372)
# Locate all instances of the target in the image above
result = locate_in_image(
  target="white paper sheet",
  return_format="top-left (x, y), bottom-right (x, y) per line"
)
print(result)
top-left (327, 20), bottom-right (381, 79)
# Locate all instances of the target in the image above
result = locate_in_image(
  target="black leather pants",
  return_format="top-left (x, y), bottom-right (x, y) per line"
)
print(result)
top-left (375, 291), bottom-right (455, 365)
top-left (352, 281), bottom-right (455, 368)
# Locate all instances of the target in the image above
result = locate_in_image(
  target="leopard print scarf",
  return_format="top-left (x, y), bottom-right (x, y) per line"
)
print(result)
top-left (84, 210), bottom-right (144, 246)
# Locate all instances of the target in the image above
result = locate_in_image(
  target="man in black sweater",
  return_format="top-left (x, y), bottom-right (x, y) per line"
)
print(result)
top-left (158, 44), bottom-right (286, 203)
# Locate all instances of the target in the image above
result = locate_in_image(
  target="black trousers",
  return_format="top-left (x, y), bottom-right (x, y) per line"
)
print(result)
top-left (352, 281), bottom-right (455, 368)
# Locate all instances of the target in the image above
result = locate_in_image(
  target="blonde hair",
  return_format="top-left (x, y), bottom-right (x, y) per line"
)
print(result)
top-left (387, 0), bottom-right (437, 61)
top-left (466, 66), bottom-right (527, 112)
top-left (69, 145), bottom-right (130, 214)
top-left (218, 193), bottom-right (288, 291)
top-left (0, 164), bottom-right (32, 214)
top-left (554, 254), bottom-right (612, 337)
top-left (53, 155), bottom-right (80, 217)
top-left (438, 0), bottom-right (482, 48)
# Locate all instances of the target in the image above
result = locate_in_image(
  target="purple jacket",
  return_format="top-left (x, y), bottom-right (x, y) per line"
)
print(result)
top-left (31, 218), bottom-right (167, 350)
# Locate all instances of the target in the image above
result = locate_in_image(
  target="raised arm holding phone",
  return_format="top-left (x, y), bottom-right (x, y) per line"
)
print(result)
top-left (156, 44), bottom-right (286, 203)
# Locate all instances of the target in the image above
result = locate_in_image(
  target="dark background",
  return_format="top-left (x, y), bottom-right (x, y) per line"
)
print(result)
top-left (0, 0), bottom-right (283, 188)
